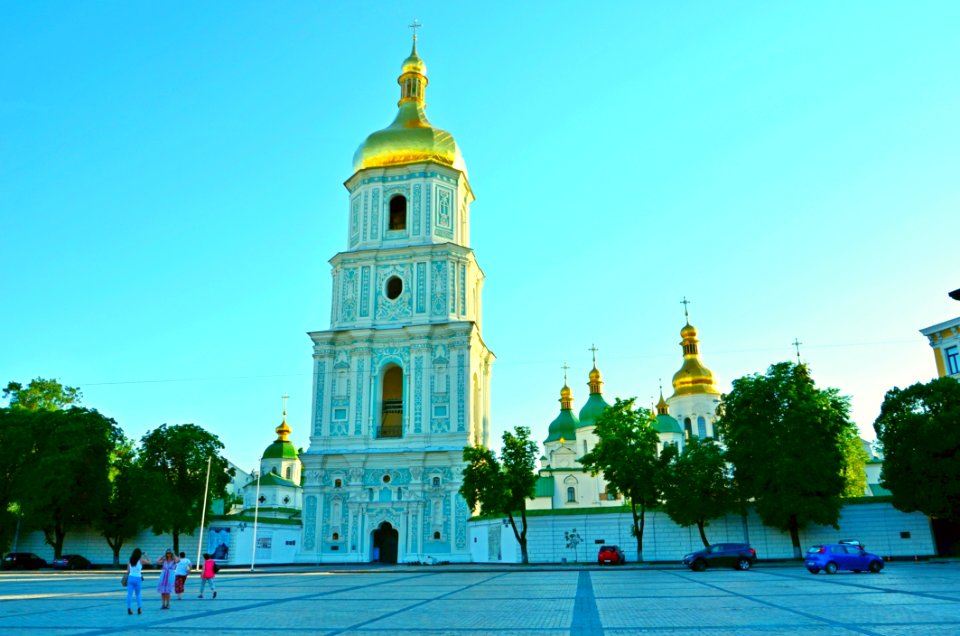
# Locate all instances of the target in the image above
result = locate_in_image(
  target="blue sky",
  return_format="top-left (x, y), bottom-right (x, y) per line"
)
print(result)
top-left (2, 2), bottom-right (958, 473)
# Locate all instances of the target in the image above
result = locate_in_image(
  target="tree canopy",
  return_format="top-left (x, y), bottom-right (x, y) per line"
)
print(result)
top-left (661, 437), bottom-right (735, 547)
top-left (138, 423), bottom-right (234, 553)
top-left (461, 426), bottom-right (538, 564)
top-left (717, 362), bottom-right (859, 558)
top-left (3, 378), bottom-right (82, 410)
top-left (874, 377), bottom-right (960, 522)
top-left (580, 398), bottom-right (669, 562)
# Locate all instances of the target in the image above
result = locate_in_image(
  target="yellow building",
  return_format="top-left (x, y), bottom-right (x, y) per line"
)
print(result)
top-left (920, 316), bottom-right (960, 380)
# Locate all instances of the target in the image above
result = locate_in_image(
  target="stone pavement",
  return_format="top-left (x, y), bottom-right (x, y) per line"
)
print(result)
top-left (1, 562), bottom-right (959, 635)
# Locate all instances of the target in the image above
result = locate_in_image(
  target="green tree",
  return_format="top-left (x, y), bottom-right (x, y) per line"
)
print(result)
top-left (874, 377), bottom-right (960, 521)
top-left (3, 378), bottom-right (82, 410)
top-left (580, 398), bottom-right (668, 562)
top-left (99, 437), bottom-right (145, 566)
top-left (662, 437), bottom-right (735, 547)
top-left (0, 409), bottom-right (32, 553)
top-left (461, 426), bottom-right (538, 564)
top-left (138, 424), bottom-right (233, 554)
top-left (718, 362), bottom-right (857, 558)
top-left (16, 407), bottom-right (122, 557)
top-left (841, 433), bottom-right (869, 497)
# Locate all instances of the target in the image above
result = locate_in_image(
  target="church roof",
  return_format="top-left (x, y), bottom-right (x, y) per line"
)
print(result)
top-left (352, 36), bottom-right (466, 176)
top-left (263, 406), bottom-right (299, 460)
top-left (578, 362), bottom-right (610, 428)
top-left (545, 384), bottom-right (579, 443)
top-left (671, 321), bottom-right (720, 397)
top-left (654, 413), bottom-right (683, 435)
top-left (243, 471), bottom-right (301, 490)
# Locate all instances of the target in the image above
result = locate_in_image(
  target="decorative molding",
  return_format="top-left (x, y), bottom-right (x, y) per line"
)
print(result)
top-left (354, 359), bottom-right (365, 436)
top-left (459, 262), bottom-right (467, 316)
top-left (340, 268), bottom-right (357, 323)
top-left (304, 495), bottom-right (317, 551)
top-left (431, 261), bottom-right (447, 316)
top-left (412, 183), bottom-right (422, 236)
top-left (374, 264), bottom-right (413, 322)
top-left (359, 266), bottom-right (371, 318)
top-left (370, 189), bottom-right (380, 240)
top-left (457, 351), bottom-right (466, 432)
top-left (362, 190), bottom-right (368, 242)
top-left (352, 171), bottom-right (457, 189)
top-left (314, 360), bottom-right (326, 436)
top-left (350, 197), bottom-right (360, 247)
top-left (455, 494), bottom-right (468, 548)
top-left (414, 355), bottom-right (423, 434)
top-left (415, 262), bottom-right (426, 314)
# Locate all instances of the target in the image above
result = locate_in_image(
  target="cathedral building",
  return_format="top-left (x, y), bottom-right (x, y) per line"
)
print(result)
top-left (298, 36), bottom-right (494, 564)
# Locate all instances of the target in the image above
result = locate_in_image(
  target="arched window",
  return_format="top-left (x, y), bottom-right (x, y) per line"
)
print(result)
top-left (432, 476), bottom-right (440, 487)
top-left (379, 366), bottom-right (403, 438)
top-left (389, 195), bottom-right (407, 230)
top-left (332, 532), bottom-right (339, 541)
top-left (433, 531), bottom-right (441, 540)
top-left (285, 466), bottom-right (292, 480)
top-left (334, 478), bottom-right (342, 489)
top-left (697, 416), bottom-right (707, 439)
top-left (566, 486), bottom-right (576, 503)
top-left (684, 417), bottom-right (692, 439)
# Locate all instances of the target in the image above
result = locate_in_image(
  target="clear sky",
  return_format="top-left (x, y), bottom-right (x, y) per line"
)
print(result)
top-left (2, 2), bottom-right (958, 474)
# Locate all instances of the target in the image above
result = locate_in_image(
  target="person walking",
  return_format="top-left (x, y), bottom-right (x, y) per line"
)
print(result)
top-left (198, 553), bottom-right (217, 599)
top-left (125, 548), bottom-right (151, 615)
top-left (174, 551), bottom-right (192, 600)
top-left (155, 549), bottom-right (177, 609)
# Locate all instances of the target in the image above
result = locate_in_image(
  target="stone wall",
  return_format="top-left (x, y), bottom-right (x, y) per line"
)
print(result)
top-left (469, 501), bottom-right (935, 564)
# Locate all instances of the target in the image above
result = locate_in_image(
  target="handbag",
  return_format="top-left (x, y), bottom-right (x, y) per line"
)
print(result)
top-left (121, 572), bottom-right (129, 587)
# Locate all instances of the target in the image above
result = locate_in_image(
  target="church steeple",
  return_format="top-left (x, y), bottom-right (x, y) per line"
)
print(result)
top-left (579, 345), bottom-right (611, 428)
top-left (671, 302), bottom-right (720, 397)
top-left (545, 366), bottom-right (578, 443)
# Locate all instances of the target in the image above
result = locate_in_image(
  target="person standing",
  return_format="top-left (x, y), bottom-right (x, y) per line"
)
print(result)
top-left (155, 549), bottom-right (177, 609)
top-left (198, 553), bottom-right (217, 599)
top-left (125, 548), bottom-right (151, 615)
top-left (174, 551), bottom-right (192, 600)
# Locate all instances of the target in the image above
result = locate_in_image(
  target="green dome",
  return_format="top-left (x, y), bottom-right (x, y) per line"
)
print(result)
top-left (578, 393), bottom-right (611, 428)
top-left (655, 414), bottom-right (683, 435)
top-left (545, 410), bottom-right (578, 444)
top-left (263, 440), bottom-right (298, 460)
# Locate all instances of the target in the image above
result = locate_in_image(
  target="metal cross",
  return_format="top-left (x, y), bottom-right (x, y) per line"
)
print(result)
top-left (791, 338), bottom-right (803, 364)
top-left (588, 344), bottom-right (598, 366)
top-left (561, 362), bottom-right (570, 385)
top-left (282, 393), bottom-right (289, 415)
top-left (408, 18), bottom-right (422, 38)
top-left (681, 296), bottom-right (691, 320)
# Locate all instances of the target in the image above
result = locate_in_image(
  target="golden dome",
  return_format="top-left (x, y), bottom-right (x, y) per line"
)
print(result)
top-left (352, 37), bottom-right (466, 175)
top-left (671, 322), bottom-right (720, 397)
top-left (588, 366), bottom-right (601, 383)
top-left (559, 384), bottom-right (574, 410)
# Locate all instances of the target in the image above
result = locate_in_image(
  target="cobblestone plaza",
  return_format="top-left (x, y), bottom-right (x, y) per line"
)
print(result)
top-left (2, 562), bottom-right (959, 635)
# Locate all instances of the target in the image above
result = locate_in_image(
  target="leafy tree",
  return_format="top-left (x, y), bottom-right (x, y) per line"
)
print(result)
top-left (3, 378), bottom-right (81, 410)
top-left (580, 398), bottom-right (669, 562)
top-left (874, 377), bottom-right (960, 521)
top-left (841, 433), bottom-right (869, 497)
top-left (0, 409), bottom-right (32, 553)
top-left (718, 362), bottom-right (857, 558)
top-left (16, 407), bottom-right (122, 557)
top-left (461, 426), bottom-right (538, 564)
top-left (662, 437), bottom-right (735, 547)
top-left (138, 424), bottom-right (234, 553)
top-left (99, 437), bottom-right (145, 565)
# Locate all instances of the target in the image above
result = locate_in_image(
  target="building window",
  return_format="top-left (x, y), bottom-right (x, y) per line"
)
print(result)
top-left (333, 407), bottom-right (347, 421)
top-left (697, 416), bottom-right (707, 439)
top-left (566, 486), bottom-right (576, 503)
top-left (385, 275), bottom-right (403, 300)
top-left (684, 417), bottom-right (692, 439)
top-left (379, 365), bottom-right (403, 438)
top-left (383, 474), bottom-right (391, 484)
top-left (334, 479), bottom-right (342, 489)
top-left (432, 404), bottom-right (448, 418)
top-left (332, 532), bottom-right (339, 541)
top-left (432, 476), bottom-right (441, 487)
top-left (389, 195), bottom-right (407, 230)
top-left (433, 531), bottom-right (441, 540)
top-left (946, 346), bottom-right (960, 375)
top-left (285, 466), bottom-right (292, 480)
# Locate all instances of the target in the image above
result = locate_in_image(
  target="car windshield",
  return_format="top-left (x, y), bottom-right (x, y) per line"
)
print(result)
top-left (807, 546), bottom-right (823, 553)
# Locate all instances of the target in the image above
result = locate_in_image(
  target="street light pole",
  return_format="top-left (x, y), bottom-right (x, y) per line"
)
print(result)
top-left (250, 463), bottom-right (262, 571)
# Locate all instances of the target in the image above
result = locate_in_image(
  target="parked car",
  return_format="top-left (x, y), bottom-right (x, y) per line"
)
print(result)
top-left (805, 543), bottom-right (884, 574)
top-left (52, 554), bottom-right (91, 570)
top-left (2, 552), bottom-right (47, 570)
top-left (597, 545), bottom-right (626, 565)
top-left (683, 543), bottom-right (757, 571)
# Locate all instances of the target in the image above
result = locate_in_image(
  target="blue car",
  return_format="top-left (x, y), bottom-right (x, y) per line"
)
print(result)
top-left (805, 543), bottom-right (884, 574)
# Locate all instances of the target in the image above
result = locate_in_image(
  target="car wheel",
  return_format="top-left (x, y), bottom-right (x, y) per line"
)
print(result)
top-left (807, 567), bottom-right (820, 574)
top-left (736, 558), bottom-right (752, 571)
top-left (869, 561), bottom-right (882, 573)
top-left (825, 562), bottom-right (838, 575)
top-left (691, 559), bottom-right (706, 572)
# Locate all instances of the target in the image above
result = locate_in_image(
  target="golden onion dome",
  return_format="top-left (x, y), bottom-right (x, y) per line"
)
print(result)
top-left (671, 322), bottom-right (720, 397)
top-left (275, 415), bottom-right (292, 442)
top-left (588, 366), bottom-right (601, 383)
top-left (352, 37), bottom-right (466, 175)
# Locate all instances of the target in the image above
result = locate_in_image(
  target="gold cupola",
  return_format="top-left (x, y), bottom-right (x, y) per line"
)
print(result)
top-left (352, 34), bottom-right (466, 175)
top-left (671, 321), bottom-right (720, 397)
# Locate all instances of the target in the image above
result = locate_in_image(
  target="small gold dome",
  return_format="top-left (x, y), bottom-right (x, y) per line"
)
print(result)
top-left (671, 322), bottom-right (720, 397)
top-left (681, 323), bottom-right (698, 339)
top-left (560, 385), bottom-right (572, 400)
top-left (275, 416), bottom-right (292, 442)
top-left (588, 366), bottom-right (601, 382)
top-left (401, 40), bottom-right (426, 74)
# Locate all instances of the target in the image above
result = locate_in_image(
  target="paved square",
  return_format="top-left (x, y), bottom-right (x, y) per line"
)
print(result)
top-left (1, 562), bottom-right (959, 635)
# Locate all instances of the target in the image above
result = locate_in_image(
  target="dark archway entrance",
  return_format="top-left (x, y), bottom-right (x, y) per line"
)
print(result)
top-left (372, 521), bottom-right (399, 564)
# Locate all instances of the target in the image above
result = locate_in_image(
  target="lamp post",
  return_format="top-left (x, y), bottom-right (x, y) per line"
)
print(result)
top-left (195, 456), bottom-right (212, 570)
top-left (250, 463), bottom-right (262, 571)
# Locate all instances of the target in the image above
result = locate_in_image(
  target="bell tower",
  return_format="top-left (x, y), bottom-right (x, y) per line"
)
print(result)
top-left (299, 34), bottom-right (494, 564)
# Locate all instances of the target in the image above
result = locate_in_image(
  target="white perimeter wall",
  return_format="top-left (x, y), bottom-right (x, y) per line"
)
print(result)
top-left (469, 502), bottom-right (935, 564)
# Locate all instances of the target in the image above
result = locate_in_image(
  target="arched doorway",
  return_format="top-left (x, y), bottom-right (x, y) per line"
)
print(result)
top-left (372, 521), bottom-right (399, 564)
